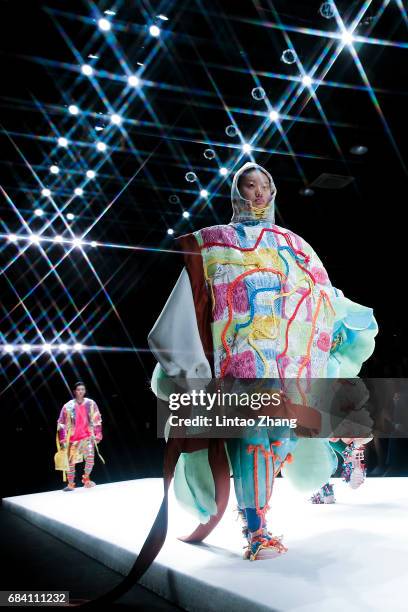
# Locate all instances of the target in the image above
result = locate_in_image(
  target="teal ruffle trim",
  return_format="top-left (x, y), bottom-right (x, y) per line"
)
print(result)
top-left (173, 445), bottom-right (232, 524)
top-left (328, 291), bottom-right (378, 378)
top-left (281, 438), bottom-right (337, 493)
top-left (174, 450), bottom-right (217, 524)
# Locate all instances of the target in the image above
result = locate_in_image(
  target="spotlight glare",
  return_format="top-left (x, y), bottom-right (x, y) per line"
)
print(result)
top-left (41, 188), bottom-right (51, 197)
top-left (341, 30), bottom-right (354, 45)
top-left (127, 75), bottom-right (140, 87)
top-left (96, 141), bottom-right (107, 152)
top-left (219, 167), bottom-right (228, 176)
top-left (299, 187), bottom-right (315, 197)
top-left (30, 234), bottom-right (41, 244)
top-left (269, 110), bottom-right (280, 121)
top-left (59, 343), bottom-right (69, 352)
top-left (22, 343), bottom-right (31, 352)
top-left (90, 241), bottom-right (97, 247)
top-left (302, 75), bottom-right (313, 86)
top-left (98, 18), bottom-right (111, 31)
top-left (167, 228), bottom-right (174, 235)
top-left (81, 64), bottom-right (93, 76)
top-left (74, 342), bottom-right (83, 351)
top-left (86, 170), bottom-right (96, 179)
top-left (43, 343), bottom-right (52, 352)
top-left (54, 235), bottom-right (64, 243)
top-left (68, 105), bottom-right (79, 115)
top-left (158, 14), bottom-right (168, 20)
top-left (58, 137), bottom-right (68, 147)
top-left (4, 344), bottom-right (15, 354)
top-left (8, 234), bottom-right (18, 242)
top-left (66, 213), bottom-right (75, 221)
top-left (242, 143), bottom-right (252, 153)
top-left (350, 145), bottom-right (368, 155)
top-left (110, 113), bottom-right (122, 125)
top-left (72, 237), bottom-right (83, 248)
top-left (50, 165), bottom-right (59, 174)
top-left (34, 208), bottom-right (44, 217)
top-left (74, 187), bottom-right (84, 196)
top-left (149, 25), bottom-right (161, 37)
top-left (182, 211), bottom-right (190, 218)
top-left (200, 189), bottom-right (209, 198)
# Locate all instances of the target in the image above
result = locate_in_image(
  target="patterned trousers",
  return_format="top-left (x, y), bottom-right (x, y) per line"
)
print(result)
top-left (67, 437), bottom-right (95, 484)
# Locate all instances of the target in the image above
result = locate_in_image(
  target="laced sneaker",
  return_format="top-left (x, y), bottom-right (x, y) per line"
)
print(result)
top-left (243, 527), bottom-right (288, 561)
top-left (310, 482), bottom-right (335, 504)
top-left (342, 443), bottom-right (366, 490)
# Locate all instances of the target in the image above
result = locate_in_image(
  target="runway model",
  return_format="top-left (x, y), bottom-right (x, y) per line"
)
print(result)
top-left (56, 381), bottom-right (104, 491)
top-left (149, 161), bottom-right (378, 560)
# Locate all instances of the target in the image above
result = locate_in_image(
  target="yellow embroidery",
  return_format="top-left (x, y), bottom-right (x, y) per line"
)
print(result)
top-left (242, 249), bottom-right (281, 270)
top-left (251, 315), bottom-right (279, 340)
top-left (248, 334), bottom-right (270, 376)
top-left (249, 203), bottom-right (272, 219)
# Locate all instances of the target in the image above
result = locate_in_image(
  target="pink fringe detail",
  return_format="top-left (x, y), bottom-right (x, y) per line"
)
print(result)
top-left (213, 281), bottom-right (249, 320)
top-left (223, 350), bottom-right (256, 377)
top-left (201, 226), bottom-right (238, 247)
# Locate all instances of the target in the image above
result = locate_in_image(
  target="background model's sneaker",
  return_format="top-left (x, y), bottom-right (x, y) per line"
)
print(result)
top-left (342, 443), bottom-right (366, 489)
top-left (310, 482), bottom-right (335, 504)
top-left (63, 483), bottom-right (76, 491)
top-left (81, 475), bottom-right (96, 488)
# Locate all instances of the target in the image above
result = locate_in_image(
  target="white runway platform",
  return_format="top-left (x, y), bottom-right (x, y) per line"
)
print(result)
top-left (3, 477), bottom-right (408, 611)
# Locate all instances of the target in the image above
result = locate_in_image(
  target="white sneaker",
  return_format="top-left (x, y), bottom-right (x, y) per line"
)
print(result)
top-left (349, 447), bottom-right (366, 489)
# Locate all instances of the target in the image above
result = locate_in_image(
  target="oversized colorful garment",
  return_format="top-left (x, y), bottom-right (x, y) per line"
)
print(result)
top-left (56, 397), bottom-right (104, 486)
top-left (148, 161), bottom-right (378, 556)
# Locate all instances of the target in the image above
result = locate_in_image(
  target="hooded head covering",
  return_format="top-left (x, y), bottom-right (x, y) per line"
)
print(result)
top-left (230, 161), bottom-right (277, 224)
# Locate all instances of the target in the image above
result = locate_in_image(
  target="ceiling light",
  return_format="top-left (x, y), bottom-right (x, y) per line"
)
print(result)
top-left (81, 64), bottom-right (93, 76)
top-left (149, 25), bottom-right (161, 37)
top-left (127, 75), bottom-right (140, 87)
top-left (98, 18), bottom-right (111, 31)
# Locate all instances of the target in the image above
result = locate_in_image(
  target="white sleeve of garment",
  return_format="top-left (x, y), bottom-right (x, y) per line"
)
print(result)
top-left (147, 267), bottom-right (212, 378)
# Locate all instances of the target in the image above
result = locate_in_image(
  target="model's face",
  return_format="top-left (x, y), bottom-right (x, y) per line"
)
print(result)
top-left (74, 385), bottom-right (86, 401)
top-left (239, 170), bottom-right (272, 208)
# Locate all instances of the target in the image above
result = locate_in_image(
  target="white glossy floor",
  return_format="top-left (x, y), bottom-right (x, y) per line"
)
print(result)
top-left (3, 477), bottom-right (408, 612)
